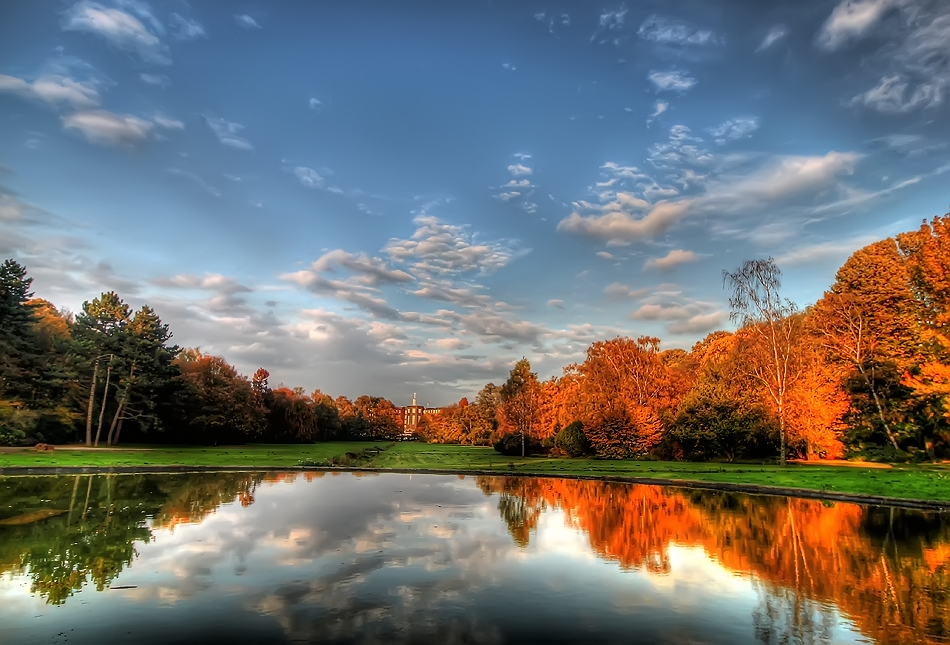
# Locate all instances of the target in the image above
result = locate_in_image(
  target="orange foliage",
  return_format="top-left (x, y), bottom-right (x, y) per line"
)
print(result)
top-left (785, 349), bottom-right (849, 459)
top-left (477, 476), bottom-right (950, 643)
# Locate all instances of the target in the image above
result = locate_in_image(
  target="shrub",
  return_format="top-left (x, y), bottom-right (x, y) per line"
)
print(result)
top-left (554, 421), bottom-right (590, 457)
top-left (0, 402), bottom-right (35, 446)
top-left (585, 407), bottom-right (663, 459)
top-left (669, 394), bottom-right (776, 461)
top-left (493, 433), bottom-right (541, 456)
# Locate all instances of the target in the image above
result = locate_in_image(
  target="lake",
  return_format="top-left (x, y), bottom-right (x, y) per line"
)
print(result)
top-left (0, 471), bottom-right (947, 644)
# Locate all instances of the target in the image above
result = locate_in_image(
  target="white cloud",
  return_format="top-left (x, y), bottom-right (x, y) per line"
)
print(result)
top-left (708, 117), bottom-right (759, 144)
top-left (153, 114), bottom-right (184, 129)
top-left (294, 167), bottom-right (325, 189)
top-left (648, 124), bottom-right (713, 170)
top-left (668, 312), bottom-right (725, 334)
top-left (757, 25), bottom-right (789, 51)
top-left (598, 5), bottom-right (628, 32)
top-left (502, 63), bottom-right (516, 71)
top-left (62, 1), bottom-right (169, 64)
top-left (235, 14), bottom-right (260, 29)
top-left (547, 299), bottom-right (564, 309)
top-left (494, 191), bottom-right (521, 202)
top-left (773, 235), bottom-right (880, 266)
top-left (309, 97), bottom-right (322, 109)
top-left (0, 73), bottom-right (100, 109)
top-left (644, 249), bottom-right (698, 270)
top-left (631, 303), bottom-right (692, 321)
top-left (139, 72), bottom-right (169, 87)
top-left (713, 151), bottom-right (860, 202)
top-left (203, 115), bottom-right (253, 150)
top-left (826, 2), bottom-right (950, 113)
top-left (631, 294), bottom-right (725, 335)
top-left (62, 109), bottom-right (152, 146)
top-left (170, 13), bottom-right (205, 41)
top-left (604, 283), bottom-right (647, 299)
top-left (816, 0), bottom-right (895, 51)
top-left (310, 249), bottom-right (413, 287)
top-left (851, 74), bottom-right (942, 113)
top-left (167, 168), bottom-right (220, 197)
top-left (648, 100), bottom-right (668, 122)
top-left (648, 70), bottom-right (697, 93)
top-left (157, 273), bottom-right (250, 294)
top-left (637, 15), bottom-right (721, 46)
top-left (595, 251), bottom-right (613, 260)
top-left (384, 215), bottom-right (519, 276)
top-left (557, 199), bottom-right (693, 244)
top-left (507, 163), bottom-right (532, 176)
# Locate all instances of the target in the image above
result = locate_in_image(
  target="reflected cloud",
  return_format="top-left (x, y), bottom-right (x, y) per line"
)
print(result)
top-left (0, 472), bottom-right (947, 644)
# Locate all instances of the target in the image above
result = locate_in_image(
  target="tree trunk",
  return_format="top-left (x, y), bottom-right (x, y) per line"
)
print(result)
top-left (94, 359), bottom-right (113, 447)
top-left (858, 363), bottom-right (900, 451)
top-left (113, 417), bottom-right (125, 447)
top-left (107, 362), bottom-right (134, 446)
top-left (81, 475), bottom-right (93, 523)
top-left (67, 475), bottom-right (80, 526)
top-left (778, 398), bottom-right (786, 466)
top-left (84, 358), bottom-right (100, 447)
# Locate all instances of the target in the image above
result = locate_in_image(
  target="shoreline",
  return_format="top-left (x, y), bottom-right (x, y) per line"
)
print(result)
top-left (1, 463), bottom-right (947, 512)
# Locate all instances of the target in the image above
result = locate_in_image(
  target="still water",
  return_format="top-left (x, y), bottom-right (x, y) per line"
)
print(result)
top-left (0, 471), bottom-right (947, 644)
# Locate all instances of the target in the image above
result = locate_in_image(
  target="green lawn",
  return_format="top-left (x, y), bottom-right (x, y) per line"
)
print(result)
top-left (366, 443), bottom-right (950, 503)
top-left (0, 442), bottom-right (374, 468)
top-left (2, 441), bottom-right (949, 503)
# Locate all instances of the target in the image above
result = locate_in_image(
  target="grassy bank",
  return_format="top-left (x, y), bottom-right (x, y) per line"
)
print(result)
top-left (2, 441), bottom-right (949, 503)
top-left (0, 442), bottom-right (374, 468)
top-left (370, 443), bottom-right (950, 502)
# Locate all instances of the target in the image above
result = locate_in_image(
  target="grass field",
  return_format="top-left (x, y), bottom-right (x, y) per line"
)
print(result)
top-left (2, 441), bottom-right (949, 503)
top-left (0, 442), bottom-right (373, 468)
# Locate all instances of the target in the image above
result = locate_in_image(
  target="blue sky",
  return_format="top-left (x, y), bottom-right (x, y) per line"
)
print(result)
top-left (1, 0), bottom-right (948, 404)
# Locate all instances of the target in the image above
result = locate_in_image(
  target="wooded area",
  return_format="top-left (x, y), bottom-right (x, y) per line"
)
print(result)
top-left (1, 211), bottom-right (948, 461)
top-left (418, 212), bottom-right (950, 462)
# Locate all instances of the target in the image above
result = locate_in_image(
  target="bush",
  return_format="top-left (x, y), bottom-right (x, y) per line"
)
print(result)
top-left (669, 394), bottom-right (776, 461)
top-left (554, 421), bottom-right (590, 457)
top-left (493, 433), bottom-right (541, 456)
top-left (0, 402), bottom-right (35, 446)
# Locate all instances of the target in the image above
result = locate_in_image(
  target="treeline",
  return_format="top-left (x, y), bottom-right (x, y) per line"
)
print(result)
top-left (419, 211), bottom-right (950, 462)
top-left (0, 261), bottom-right (403, 446)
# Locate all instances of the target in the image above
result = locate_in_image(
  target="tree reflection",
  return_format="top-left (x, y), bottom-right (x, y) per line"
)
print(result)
top-left (477, 476), bottom-right (950, 644)
top-left (0, 472), bottom-right (273, 605)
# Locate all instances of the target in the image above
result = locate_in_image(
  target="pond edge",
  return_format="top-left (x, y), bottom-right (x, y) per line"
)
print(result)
top-left (0, 464), bottom-right (947, 511)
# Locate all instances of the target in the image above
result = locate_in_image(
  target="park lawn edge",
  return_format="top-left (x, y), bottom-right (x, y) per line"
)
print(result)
top-left (1, 462), bottom-right (948, 512)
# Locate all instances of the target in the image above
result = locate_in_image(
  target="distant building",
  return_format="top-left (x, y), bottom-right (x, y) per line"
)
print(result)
top-left (396, 393), bottom-right (442, 436)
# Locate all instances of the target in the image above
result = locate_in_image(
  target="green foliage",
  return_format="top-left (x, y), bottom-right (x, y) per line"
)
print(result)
top-left (669, 389), bottom-right (776, 462)
top-left (0, 401), bottom-right (34, 445)
top-left (554, 421), bottom-right (590, 457)
top-left (0, 259), bottom-right (42, 402)
top-left (493, 432), bottom-right (542, 456)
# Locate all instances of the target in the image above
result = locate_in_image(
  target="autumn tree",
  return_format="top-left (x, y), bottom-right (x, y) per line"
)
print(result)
top-left (568, 336), bottom-right (670, 458)
top-left (724, 259), bottom-right (801, 465)
top-left (902, 212), bottom-right (950, 429)
top-left (810, 236), bottom-right (927, 452)
top-left (784, 340), bottom-right (849, 460)
top-left (669, 331), bottom-right (776, 461)
top-left (497, 358), bottom-right (540, 457)
top-left (171, 349), bottom-right (265, 444)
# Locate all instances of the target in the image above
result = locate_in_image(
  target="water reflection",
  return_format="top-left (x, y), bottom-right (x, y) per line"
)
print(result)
top-left (0, 472), bottom-right (946, 644)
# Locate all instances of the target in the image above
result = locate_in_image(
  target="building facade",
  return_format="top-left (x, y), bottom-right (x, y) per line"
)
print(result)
top-left (396, 394), bottom-right (442, 436)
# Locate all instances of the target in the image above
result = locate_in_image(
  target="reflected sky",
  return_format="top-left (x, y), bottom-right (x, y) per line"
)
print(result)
top-left (0, 472), bottom-right (946, 644)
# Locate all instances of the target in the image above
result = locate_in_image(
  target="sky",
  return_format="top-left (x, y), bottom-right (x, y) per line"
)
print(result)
top-left (1, 0), bottom-right (948, 405)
